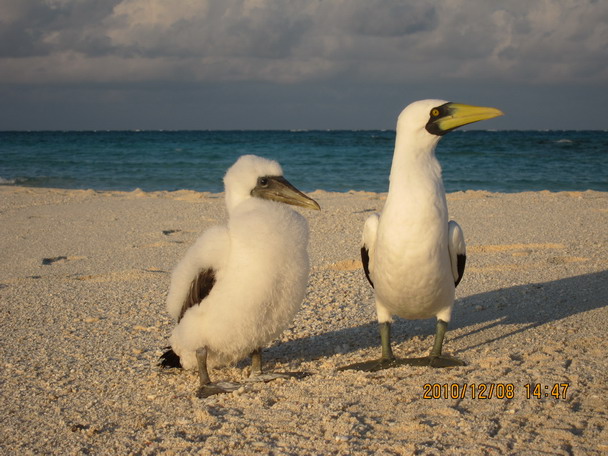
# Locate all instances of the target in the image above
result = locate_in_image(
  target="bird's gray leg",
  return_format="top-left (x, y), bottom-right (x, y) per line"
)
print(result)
top-left (339, 320), bottom-right (465, 371)
top-left (245, 347), bottom-right (308, 383)
top-left (196, 347), bottom-right (211, 386)
top-left (195, 347), bottom-right (240, 398)
top-left (246, 348), bottom-right (282, 382)
top-left (428, 319), bottom-right (466, 368)
top-left (380, 322), bottom-right (395, 362)
top-left (250, 348), bottom-right (263, 377)
top-left (430, 319), bottom-right (447, 358)
top-left (338, 322), bottom-right (398, 371)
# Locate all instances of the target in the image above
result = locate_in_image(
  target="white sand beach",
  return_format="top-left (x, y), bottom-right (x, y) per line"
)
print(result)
top-left (1, 186), bottom-right (607, 455)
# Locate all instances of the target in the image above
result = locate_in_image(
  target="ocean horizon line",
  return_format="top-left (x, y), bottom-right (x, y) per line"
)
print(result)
top-left (1, 128), bottom-right (607, 133)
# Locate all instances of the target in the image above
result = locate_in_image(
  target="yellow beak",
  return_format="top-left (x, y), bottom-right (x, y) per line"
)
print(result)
top-left (428, 103), bottom-right (504, 135)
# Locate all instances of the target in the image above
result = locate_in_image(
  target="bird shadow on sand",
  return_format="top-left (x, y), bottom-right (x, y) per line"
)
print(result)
top-left (264, 270), bottom-right (608, 365)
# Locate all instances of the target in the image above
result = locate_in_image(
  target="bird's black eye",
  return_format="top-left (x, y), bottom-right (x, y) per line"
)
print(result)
top-left (259, 177), bottom-right (269, 187)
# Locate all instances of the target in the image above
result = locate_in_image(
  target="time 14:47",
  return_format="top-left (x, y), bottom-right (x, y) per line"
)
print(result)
top-left (524, 383), bottom-right (569, 399)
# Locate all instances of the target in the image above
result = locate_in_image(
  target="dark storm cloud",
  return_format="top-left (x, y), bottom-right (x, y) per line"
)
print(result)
top-left (333, 1), bottom-right (437, 37)
top-left (0, 0), bottom-right (607, 129)
top-left (0, 0), bottom-right (120, 58)
top-left (2, 0), bottom-right (607, 84)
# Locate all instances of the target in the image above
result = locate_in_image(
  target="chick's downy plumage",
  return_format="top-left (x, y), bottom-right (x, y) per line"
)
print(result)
top-left (164, 155), bottom-right (317, 371)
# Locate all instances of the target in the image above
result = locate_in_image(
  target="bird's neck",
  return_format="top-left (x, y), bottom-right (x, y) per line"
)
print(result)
top-left (383, 134), bottom-right (448, 236)
top-left (387, 133), bottom-right (444, 200)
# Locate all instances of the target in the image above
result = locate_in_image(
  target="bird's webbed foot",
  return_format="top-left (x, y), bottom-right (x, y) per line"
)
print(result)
top-left (393, 355), bottom-right (466, 368)
top-left (338, 356), bottom-right (399, 372)
top-left (429, 355), bottom-right (466, 368)
top-left (245, 372), bottom-right (309, 383)
top-left (338, 354), bottom-right (465, 371)
top-left (196, 381), bottom-right (242, 398)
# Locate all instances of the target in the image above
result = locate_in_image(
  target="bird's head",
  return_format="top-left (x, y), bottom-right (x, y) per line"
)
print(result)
top-left (224, 155), bottom-right (320, 213)
top-left (396, 99), bottom-right (503, 149)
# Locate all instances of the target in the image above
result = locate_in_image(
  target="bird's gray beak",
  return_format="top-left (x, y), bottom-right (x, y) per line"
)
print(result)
top-left (426, 103), bottom-right (504, 136)
top-left (251, 176), bottom-right (321, 211)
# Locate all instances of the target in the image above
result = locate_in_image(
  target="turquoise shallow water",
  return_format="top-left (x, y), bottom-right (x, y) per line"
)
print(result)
top-left (1, 130), bottom-right (606, 193)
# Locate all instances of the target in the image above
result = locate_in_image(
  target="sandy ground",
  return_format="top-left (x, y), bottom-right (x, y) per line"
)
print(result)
top-left (1, 185), bottom-right (607, 455)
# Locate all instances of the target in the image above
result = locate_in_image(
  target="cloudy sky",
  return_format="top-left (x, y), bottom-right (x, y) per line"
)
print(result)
top-left (1, 0), bottom-right (607, 130)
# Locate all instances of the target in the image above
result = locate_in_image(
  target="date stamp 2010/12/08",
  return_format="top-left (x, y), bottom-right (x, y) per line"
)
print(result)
top-left (422, 383), bottom-right (569, 400)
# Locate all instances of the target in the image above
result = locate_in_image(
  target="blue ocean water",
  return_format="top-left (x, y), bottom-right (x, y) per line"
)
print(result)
top-left (0, 130), bottom-right (606, 193)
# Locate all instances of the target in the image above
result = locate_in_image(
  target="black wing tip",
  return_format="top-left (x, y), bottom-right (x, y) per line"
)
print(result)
top-left (455, 254), bottom-right (466, 288)
top-left (159, 347), bottom-right (182, 369)
top-left (360, 246), bottom-right (374, 288)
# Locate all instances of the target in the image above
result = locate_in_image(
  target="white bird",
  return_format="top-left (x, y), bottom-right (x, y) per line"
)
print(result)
top-left (343, 100), bottom-right (503, 371)
top-left (160, 155), bottom-right (320, 397)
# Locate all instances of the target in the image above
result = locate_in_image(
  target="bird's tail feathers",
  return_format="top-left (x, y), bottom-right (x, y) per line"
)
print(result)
top-left (159, 347), bottom-right (182, 369)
